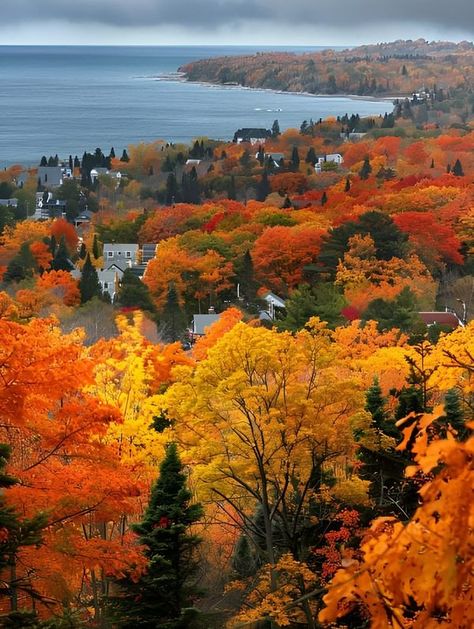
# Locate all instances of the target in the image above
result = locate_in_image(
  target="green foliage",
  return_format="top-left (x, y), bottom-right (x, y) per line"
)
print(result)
top-left (318, 211), bottom-right (408, 277)
top-left (96, 214), bottom-right (147, 244)
top-left (362, 287), bottom-right (420, 333)
top-left (112, 443), bottom-right (203, 628)
top-left (79, 254), bottom-right (102, 303)
top-left (3, 243), bottom-right (38, 283)
top-left (277, 283), bottom-right (346, 331)
top-left (51, 236), bottom-right (73, 272)
top-left (117, 269), bottom-right (156, 313)
top-left (160, 283), bottom-right (187, 343)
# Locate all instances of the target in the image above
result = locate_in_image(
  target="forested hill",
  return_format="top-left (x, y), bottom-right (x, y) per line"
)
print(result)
top-left (179, 39), bottom-right (474, 97)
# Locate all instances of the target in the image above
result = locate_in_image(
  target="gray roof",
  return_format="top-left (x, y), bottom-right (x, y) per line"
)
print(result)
top-left (38, 166), bottom-right (63, 187)
top-left (103, 243), bottom-right (139, 252)
top-left (192, 314), bottom-right (221, 335)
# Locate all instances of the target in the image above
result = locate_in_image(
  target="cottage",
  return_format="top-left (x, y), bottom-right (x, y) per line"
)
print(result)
top-left (141, 243), bottom-right (158, 265)
top-left (90, 167), bottom-right (110, 183)
top-left (74, 210), bottom-right (93, 228)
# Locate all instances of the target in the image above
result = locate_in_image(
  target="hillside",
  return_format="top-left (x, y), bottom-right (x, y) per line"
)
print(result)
top-left (180, 39), bottom-right (474, 96)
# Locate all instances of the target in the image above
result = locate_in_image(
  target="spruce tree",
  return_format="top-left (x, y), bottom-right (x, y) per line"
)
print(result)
top-left (92, 234), bottom-right (100, 259)
top-left (51, 236), bottom-right (73, 272)
top-left (79, 242), bottom-right (87, 260)
top-left (79, 254), bottom-right (102, 303)
top-left (452, 159), bottom-right (464, 177)
top-left (344, 176), bottom-right (351, 192)
top-left (113, 443), bottom-right (203, 629)
top-left (117, 269), bottom-right (156, 313)
top-left (237, 250), bottom-right (258, 303)
top-left (437, 388), bottom-right (469, 442)
top-left (3, 243), bottom-right (38, 283)
top-left (160, 283), bottom-right (186, 343)
top-left (271, 119), bottom-right (280, 138)
top-left (256, 170), bottom-right (270, 202)
top-left (290, 146), bottom-right (300, 171)
top-left (121, 149), bottom-right (130, 162)
top-left (359, 156), bottom-right (372, 180)
top-left (321, 191), bottom-right (328, 206)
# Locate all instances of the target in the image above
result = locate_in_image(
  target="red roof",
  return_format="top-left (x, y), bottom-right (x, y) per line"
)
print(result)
top-left (419, 312), bottom-right (462, 328)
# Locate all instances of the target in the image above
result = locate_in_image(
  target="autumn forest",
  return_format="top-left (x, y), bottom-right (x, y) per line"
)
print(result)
top-left (0, 39), bottom-right (473, 629)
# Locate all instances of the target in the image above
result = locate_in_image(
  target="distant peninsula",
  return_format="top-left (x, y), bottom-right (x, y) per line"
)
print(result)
top-left (179, 39), bottom-right (474, 97)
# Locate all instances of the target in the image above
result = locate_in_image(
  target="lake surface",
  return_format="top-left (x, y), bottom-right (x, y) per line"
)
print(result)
top-left (0, 46), bottom-right (391, 167)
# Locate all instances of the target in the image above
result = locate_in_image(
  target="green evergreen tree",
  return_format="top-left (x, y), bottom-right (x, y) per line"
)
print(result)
top-left (92, 234), bottom-right (100, 260)
top-left (305, 147), bottom-right (317, 165)
top-left (271, 119), bottom-right (280, 138)
top-left (78, 242), bottom-right (87, 260)
top-left (117, 269), bottom-right (156, 314)
top-left (3, 243), bottom-right (38, 283)
top-left (362, 287), bottom-right (420, 333)
top-left (321, 190), bottom-right (328, 206)
top-left (359, 156), bottom-right (372, 180)
top-left (51, 236), bottom-right (73, 272)
top-left (277, 283), bottom-right (346, 331)
top-left (344, 176), bottom-right (351, 192)
top-left (112, 443), bottom-right (203, 629)
top-left (236, 250), bottom-right (258, 303)
top-left (121, 149), bottom-right (130, 162)
top-left (0, 444), bottom-right (47, 622)
top-left (79, 254), bottom-right (102, 303)
top-left (256, 170), bottom-right (270, 201)
top-left (290, 146), bottom-right (300, 171)
top-left (227, 175), bottom-right (236, 201)
top-left (232, 535), bottom-right (258, 578)
top-left (282, 195), bottom-right (292, 209)
top-left (160, 283), bottom-right (186, 343)
top-left (452, 158), bottom-right (464, 176)
top-left (436, 388), bottom-right (469, 442)
top-left (356, 380), bottom-right (404, 511)
top-left (166, 173), bottom-right (180, 205)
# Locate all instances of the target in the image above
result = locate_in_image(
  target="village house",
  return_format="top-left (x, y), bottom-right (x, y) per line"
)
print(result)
top-left (103, 243), bottom-right (139, 271)
top-left (234, 128), bottom-right (272, 144)
top-left (315, 153), bottom-right (344, 173)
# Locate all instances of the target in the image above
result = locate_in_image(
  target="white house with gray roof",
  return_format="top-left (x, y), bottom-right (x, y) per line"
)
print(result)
top-left (103, 243), bottom-right (139, 271)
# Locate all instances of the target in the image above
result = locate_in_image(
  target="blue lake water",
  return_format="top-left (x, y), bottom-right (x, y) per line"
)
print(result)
top-left (0, 46), bottom-right (391, 166)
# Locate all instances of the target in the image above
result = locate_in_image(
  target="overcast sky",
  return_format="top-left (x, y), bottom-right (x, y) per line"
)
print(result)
top-left (2, 0), bottom-right (473, 46)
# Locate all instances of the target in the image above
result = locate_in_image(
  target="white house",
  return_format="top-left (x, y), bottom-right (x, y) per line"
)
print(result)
top-left (103, 243), bottom-right (139, 271)
top-left (98, 269), bottom-right (122, 302)
top-left (260, 291), bottom-right (286, 320)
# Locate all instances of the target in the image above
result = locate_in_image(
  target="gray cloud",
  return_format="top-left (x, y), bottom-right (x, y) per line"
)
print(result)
top-left (2, 0), bottom-right (473, 32)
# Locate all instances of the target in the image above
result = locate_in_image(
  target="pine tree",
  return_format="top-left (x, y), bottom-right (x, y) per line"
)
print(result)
top-left (271, 119), bottom-right (280, 138)
top-left (356, 379), bottom-right (401, 509)
top-left (113, 443), bottom-right (203, 628)
top-left (79, 242), bottom-right (87, 260)
top-left (437, 388), bottom-right (469, 442)
top-left (79, 254), bottom-right (102, 303)
top-left (121, 149), bottom-right (130, 162)
top-left (291, 146), bottom-right (300, 171)
top-left (51, 236), bottom-right (73, 272)
top-left (321, 191), bottom-right (328, 206)
top-left (92, 234), bottom-right (100, 259)
top-left (344, 177), bottom-right (351, 192)
top-left (359, 156), bottom-right (372, 180)
top-left (237, 250), bottom-right (258, 303)
top-left (452, 158), bottom-right (464, 176)
top-left (256, 170), bottom-right (270, 202)
top-left (117, 269), bottom-right (156, 313)
top-left (160, 283), bottom-right (186, 343)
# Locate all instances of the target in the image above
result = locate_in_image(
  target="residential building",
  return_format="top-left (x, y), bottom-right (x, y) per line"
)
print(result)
top-left (103, 243), bottom-right (139, 271)
top-left (234, 128), bottom-right (272, 144)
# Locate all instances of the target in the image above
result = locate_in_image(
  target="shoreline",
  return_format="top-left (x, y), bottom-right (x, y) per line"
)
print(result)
top-left (159, 71), bottom-right (401, 104)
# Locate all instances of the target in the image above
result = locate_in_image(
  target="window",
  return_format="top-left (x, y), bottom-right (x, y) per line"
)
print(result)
top-left (107, 251), bottom-right (113, 257)
top-left (125, 251), bottom-right (131, 258)
top-left (103, 282), bottom-right (108, 289)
